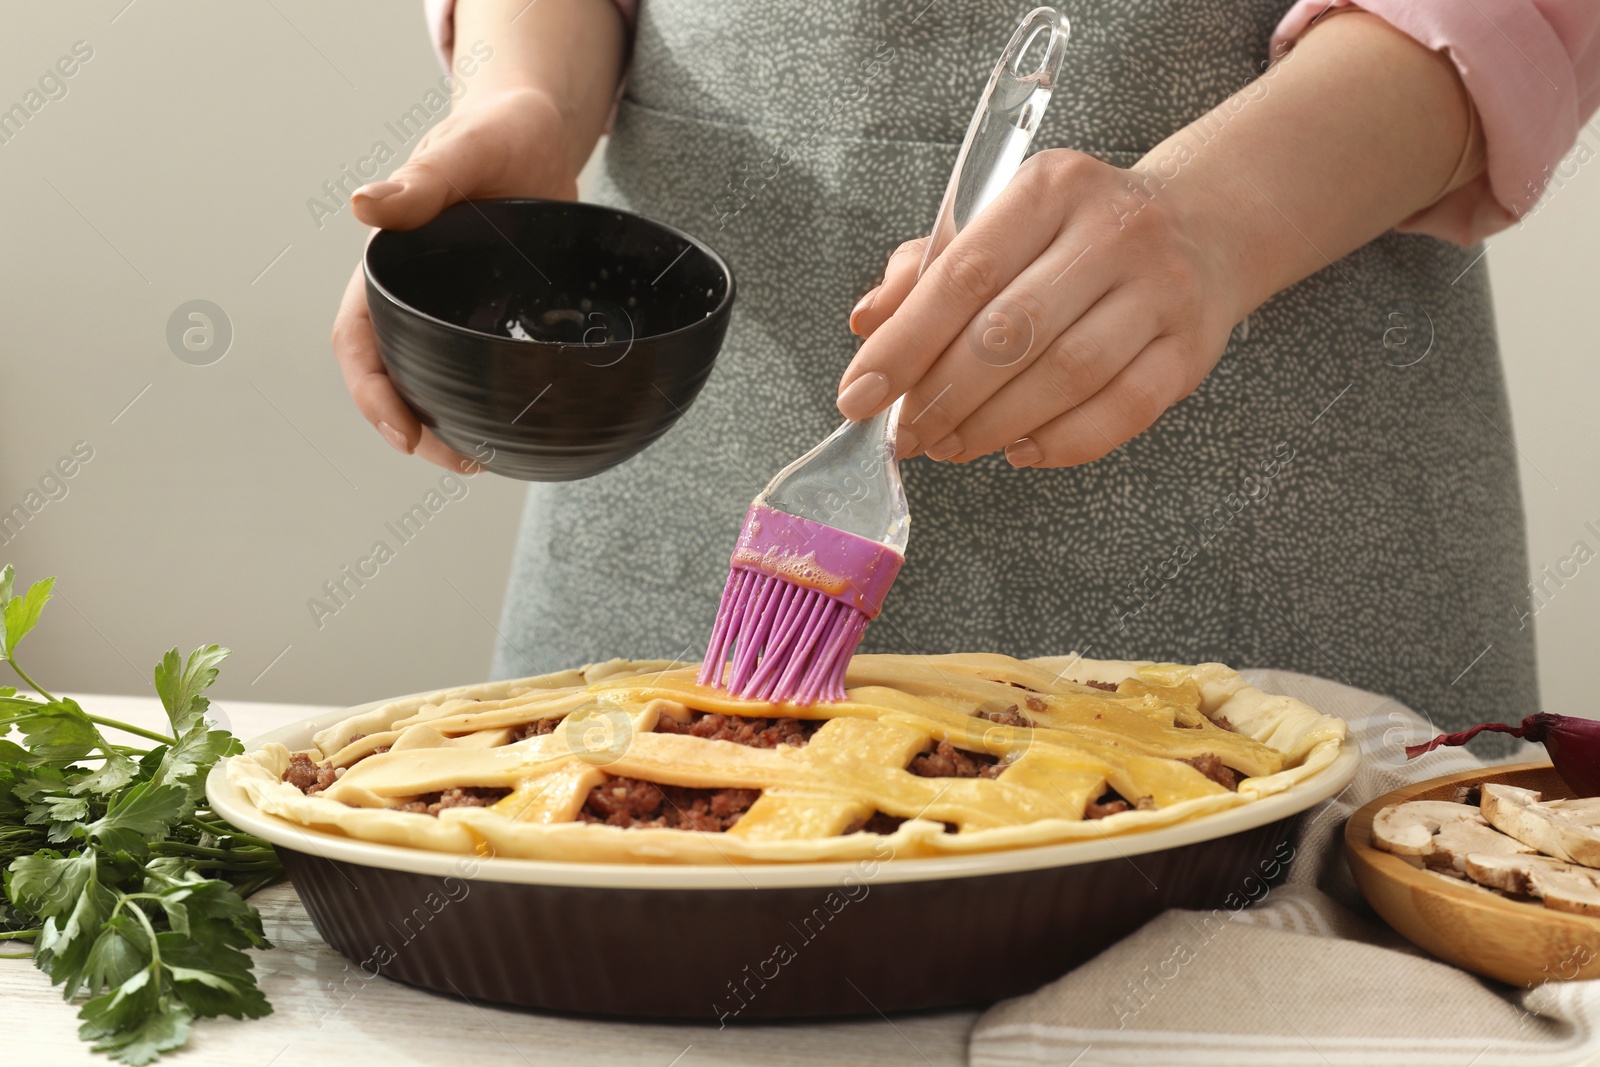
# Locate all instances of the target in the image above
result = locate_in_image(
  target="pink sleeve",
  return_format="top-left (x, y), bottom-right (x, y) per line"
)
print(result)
top-left (1273, 0), bottom-right (1600, 245)
top-left (424, 0), bottom-right (454, 68)
top-left (424, 0), bottom-right (639, 70)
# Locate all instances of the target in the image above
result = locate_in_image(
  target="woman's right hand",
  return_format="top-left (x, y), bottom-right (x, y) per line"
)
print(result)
top-left (332, 86), bottom-right (581, 472)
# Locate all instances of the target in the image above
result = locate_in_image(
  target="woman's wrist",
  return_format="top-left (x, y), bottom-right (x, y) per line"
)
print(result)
top-left (1111, 141), bottom-right (1263, 332)
top-left (1122, 10), bottom-right (1481, 323)
top-left (453, 81), bottom-right (582, 181)
top-left (451, 0), bottom-right (625, 181)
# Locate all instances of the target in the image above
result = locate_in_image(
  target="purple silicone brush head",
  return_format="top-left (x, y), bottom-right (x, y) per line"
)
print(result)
top-left (699, 503), bottom-right (904, 704)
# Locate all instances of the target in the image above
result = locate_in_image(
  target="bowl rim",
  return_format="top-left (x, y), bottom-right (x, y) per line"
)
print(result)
top-left (207, 691), bottom-right (1360, 891)
top-left (362, 196), bottom-right (736, 350)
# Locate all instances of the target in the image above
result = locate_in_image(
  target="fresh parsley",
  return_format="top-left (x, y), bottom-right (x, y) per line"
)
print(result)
top-left (0, 566), bottom-right (281, 1064)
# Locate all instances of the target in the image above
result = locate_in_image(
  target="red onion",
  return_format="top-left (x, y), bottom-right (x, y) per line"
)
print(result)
top-left (1406, 713), bottom-right (1600, 797)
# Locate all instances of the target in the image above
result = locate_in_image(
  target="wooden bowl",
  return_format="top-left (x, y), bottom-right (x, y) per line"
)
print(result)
top-left (1346, 761), bottom-right (1600, 988)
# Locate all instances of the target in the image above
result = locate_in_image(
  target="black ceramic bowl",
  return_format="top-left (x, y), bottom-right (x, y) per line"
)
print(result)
top-left (364, 199), bottom-right (734, 481)
top-left (207, 705), bottom-right (1359, 1020)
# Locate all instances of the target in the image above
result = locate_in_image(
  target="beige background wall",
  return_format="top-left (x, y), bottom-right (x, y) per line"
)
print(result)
top-left (2, 1), bottom-right (1595, 716)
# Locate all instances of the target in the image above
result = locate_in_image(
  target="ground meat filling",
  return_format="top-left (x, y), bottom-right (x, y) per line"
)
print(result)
top-left (1085, 788), bottom-right (1154, 819)
top-left (510, 717), bottom-right (562, 741)
top-left (1211, 715), bottom-right (1234, 732)
top-left (654, 710), bottom-right (819, 748)
top-left (284, 753), bottom-right (337, 795)
top-left (344, 733), bottom-right (390, 758)
top-left (1085, 794), bottom-right (1129, 819)
top-left (580, 776), bottom-right (758, 831)
top-left (978, 704), bottom-right (1033, 729)
top-left (844, 812), bottom-right (958, 835)
top-left (847, 811), bottom-right (908, 835)
top-left (392, 786), bottom-right (511, 815)
top-left (908, 740), bottom-right (1004, 779)
top-left (1181, 754), bottom-right (1240, 791)
top-left (1083, 679), bottom-right (1118, 692)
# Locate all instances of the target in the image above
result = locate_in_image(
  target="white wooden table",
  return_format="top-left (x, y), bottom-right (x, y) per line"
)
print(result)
top-left (4, 694), bottom-right (977, 1066)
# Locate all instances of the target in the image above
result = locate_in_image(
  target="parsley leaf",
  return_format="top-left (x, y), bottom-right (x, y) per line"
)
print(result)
top-left (27, 854), bottom-right (118, 999)
top-left (151, 727), bottom-right (240, 805)
top-left (84, 913), bottom-right (146, 991)
top-left (79, 976), bottom-right (191, 1067)
top-left (84, 783), bottom-right (188, 859)
top-left (5, 849), bottom-right (97, 920)
top-left (152, 646), bottom-right (227, 738)
top-left (69, 748), bottom-right (140, 798)
top-left (1, 569), bottom-right (54, 662)
top-left (81, 997), bottom-right (191, 1067)
top-left (12, 700), bottom-right (99, 764)
top-left (13, 768), bottom-right (94, 842)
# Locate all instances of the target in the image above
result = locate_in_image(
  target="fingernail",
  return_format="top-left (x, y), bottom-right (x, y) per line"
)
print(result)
top-left (849, 287), bottom-right (881, 333)
top-left (377, 421), bottom-right (411, 454)
top-left (837, 371), bottom-right (890, 420)
top-left (926, 433), bottom-right (964, 462)
top-left (1005, 438), bottom-right (1043, 467)
top-left (896, 427), bottom-right (920, 458)
top-left (354, 180), bottom-right (405, 201)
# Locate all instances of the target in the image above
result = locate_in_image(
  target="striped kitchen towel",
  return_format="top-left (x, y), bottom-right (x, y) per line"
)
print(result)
top-left (968, 668), bottom-right (1596, 1067)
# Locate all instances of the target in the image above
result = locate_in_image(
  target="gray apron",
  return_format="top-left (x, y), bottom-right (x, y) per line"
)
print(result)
top-left (493, 0), bottom-right (1537, 752)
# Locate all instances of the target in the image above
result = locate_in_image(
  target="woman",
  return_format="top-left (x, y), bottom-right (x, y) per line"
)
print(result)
top-left (332, 0), bottom-right (1598, 747)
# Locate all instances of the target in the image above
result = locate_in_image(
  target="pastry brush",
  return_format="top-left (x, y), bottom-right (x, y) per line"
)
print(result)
top-left (699, 7), bottom-right (1070, 703)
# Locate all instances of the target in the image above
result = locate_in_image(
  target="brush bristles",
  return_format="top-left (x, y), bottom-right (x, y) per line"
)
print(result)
top-left (698, 568), bottom-right (869, 704)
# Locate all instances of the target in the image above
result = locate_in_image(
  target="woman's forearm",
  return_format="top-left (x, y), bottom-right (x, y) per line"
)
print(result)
top-left (452, 0), bottom-right (626, 177)
top-left (1145, 11), bottom-right (1485, 324)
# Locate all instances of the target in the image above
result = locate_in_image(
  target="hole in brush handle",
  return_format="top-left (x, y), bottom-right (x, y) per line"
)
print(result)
top-left (1007, 7), bottom-right (1071, 80)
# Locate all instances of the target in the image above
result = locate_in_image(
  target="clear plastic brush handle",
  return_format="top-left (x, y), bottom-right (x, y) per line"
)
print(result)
top-left (920, 8), bottom-right (1070, 274)
top-left (759, 8), bottom-right (1070, 553)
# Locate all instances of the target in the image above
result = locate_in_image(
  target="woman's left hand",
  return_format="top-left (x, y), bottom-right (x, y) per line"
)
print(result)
top-left (837, 148), bottom-right (1243, 468)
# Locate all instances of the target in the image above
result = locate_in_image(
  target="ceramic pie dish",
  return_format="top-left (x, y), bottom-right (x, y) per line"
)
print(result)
top-left (207, 654), bottom-right (1358, 1018)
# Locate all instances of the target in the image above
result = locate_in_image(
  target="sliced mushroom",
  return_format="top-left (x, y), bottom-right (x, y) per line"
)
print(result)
top-left (1371, 801), bottom-right (1482, 863)
top-left (1544, 796), bottom-right (1600, 831)
top-left (1429, 817), bottom-right (1535, 873)
top-left (1480, 784), bottom-right (1600, 868)
top-left (1462, 852), bottom-right (1600, 916)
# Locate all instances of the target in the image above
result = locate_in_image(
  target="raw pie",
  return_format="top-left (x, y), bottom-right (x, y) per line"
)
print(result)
top-left (226, 654), bottom-right (1347, 864)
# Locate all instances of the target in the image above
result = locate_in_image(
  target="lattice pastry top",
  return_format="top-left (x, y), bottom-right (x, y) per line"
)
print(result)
top-left (226, 654), bottom-right (1347, 864)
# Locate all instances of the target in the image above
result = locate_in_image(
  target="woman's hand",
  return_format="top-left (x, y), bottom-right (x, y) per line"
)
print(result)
top-left (839, 11), bottom-right (1486, 469)
top-left (838, 148), bottom-right (1242, 468)
top-left (331, 87), bottom-right (581, 472)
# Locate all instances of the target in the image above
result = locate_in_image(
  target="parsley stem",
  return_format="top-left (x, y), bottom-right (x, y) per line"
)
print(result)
top-left (86, 714), bottom-right (176, 747)
top-left (6, 657), bottom-right (56, 703)
top-left (193, 859), bottom-right (277, 872)
top-left (111, 893), bottom-right (169, 968)
top-left (151, 841), bottom-right (273, 861)
top-left (185, 818), bottom-right (273, 849)
top-left (231, 869), bottom-right (286, 898)
top-left (124, 898), bottom-right (163, 973)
